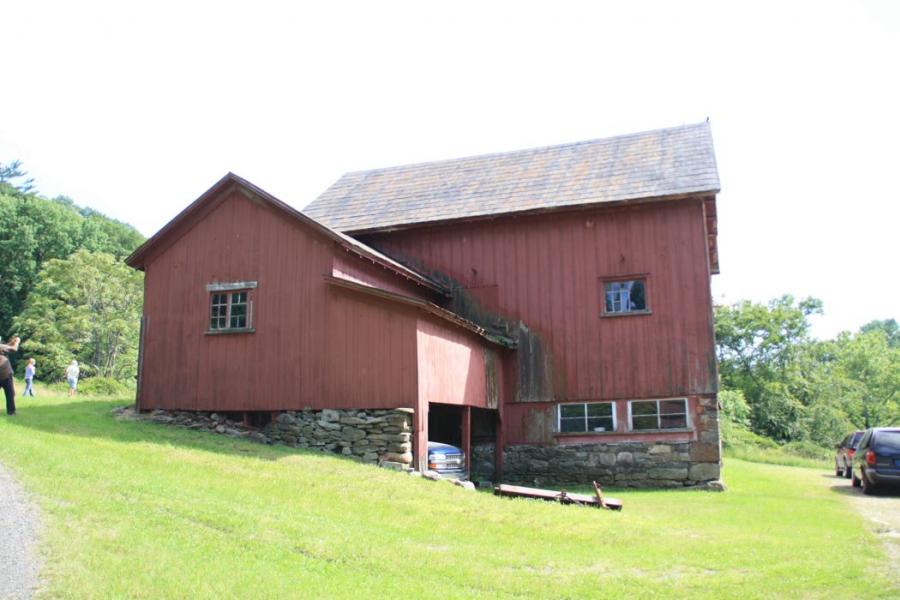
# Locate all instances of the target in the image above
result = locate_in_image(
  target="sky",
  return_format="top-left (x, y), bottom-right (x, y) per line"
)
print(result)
top-left (1, 1), bottom-right (897, 339)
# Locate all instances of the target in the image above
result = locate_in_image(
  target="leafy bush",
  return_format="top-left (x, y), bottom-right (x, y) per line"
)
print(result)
top-left (719, 389), bottom-right (751, 427)
top-left (76, 377), bottom-right (133, 396)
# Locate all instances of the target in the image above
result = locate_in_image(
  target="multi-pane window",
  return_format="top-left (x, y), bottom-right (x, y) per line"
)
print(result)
top-left (604, 279), bottom-right (647, 314)
top-left (629, 399), bottom-right (688, 430)
top-left (559, 402), bottom-right (616, 433)
top-left (209, 290), bottom-right (251, 331)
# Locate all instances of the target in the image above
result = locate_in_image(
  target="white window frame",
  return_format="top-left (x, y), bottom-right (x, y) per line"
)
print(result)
top-left (557, 401), bottom-right (617, 434)
top-left (603, 278), bottom-right (649, 315)
top-left (206, 282), bottom-right (256, 334)
top-left (626, 398), bottom-right (691, 431)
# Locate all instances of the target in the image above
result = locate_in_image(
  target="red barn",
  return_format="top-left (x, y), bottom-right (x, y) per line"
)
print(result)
top-left (127, 122), bottom-right (722, 487)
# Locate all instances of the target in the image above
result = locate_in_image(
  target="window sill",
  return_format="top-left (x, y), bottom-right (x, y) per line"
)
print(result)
top-left (204, 328), bottom-right (256, 336)
top-left (600, 310), bottom-right (652, 319)
top-left (554, 430), bottom-right (622, 438)
top-left (627, 427), bottom-right (693, 434)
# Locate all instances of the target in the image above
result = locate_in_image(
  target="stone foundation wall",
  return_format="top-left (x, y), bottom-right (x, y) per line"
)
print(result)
top-left (497, 441), bottom-right (720, 488)
top-left (142, 407), bottom-right (414, 469)
top-left (473, 396), bottom-right (722, 488)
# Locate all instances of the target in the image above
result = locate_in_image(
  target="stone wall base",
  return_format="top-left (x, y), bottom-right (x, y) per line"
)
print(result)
top-left (134, 407), bottom-right (414, 469)
top-left (474, 441), bottom-right (721, 488)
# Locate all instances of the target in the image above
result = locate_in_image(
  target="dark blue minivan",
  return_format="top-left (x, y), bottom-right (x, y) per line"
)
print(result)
top-left (851, 428), bottom-right (900, 495)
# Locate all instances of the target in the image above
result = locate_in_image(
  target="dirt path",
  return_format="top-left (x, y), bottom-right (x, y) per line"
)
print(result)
top-left (828, 473), bottom-right (900, 585)
top-left (0, 462), bottom-right (41, 599)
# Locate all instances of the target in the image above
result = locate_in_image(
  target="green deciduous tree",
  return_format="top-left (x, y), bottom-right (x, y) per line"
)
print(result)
top-left (0, 183), bottom-right (144, 335)
top-left (715, 295), bottom-right (823, 440)
top-left (13, 250), bottom-right (144, 381)
top-left (717, 295), bottom-right (899, 446)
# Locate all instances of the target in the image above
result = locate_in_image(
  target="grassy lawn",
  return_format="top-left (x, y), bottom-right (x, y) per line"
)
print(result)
top-left (1, 386), bottom-right (894, 599)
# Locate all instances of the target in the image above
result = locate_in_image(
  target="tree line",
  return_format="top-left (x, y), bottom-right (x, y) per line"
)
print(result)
top-left (716, 295), bottom-right (898, 448)
top-left (0, 161), bottom-right (145, 382)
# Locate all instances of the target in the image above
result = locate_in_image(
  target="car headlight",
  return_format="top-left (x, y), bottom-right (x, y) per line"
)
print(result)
top-left (430, 453), bottom-right (446, 460)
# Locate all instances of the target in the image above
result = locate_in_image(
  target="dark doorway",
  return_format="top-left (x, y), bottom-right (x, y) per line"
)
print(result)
top-left (428, 403), bottom-right (463, 446)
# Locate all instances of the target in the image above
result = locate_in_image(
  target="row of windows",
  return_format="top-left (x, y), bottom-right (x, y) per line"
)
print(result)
top-left (205, 276), bottom-right (648, 333)
top-left (558, 398), bottom-right (689, 434)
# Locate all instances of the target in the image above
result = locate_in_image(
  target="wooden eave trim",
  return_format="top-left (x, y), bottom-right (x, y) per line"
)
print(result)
top-left (341, 190), bottom-right (720, 235)
top-left (324, 275), bottom-right (516, 348)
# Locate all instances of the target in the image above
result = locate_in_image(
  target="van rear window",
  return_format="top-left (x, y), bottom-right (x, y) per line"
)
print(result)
top-left (873, 431), bottom-right (900, 452)
top-left (850, 432), bottom-right (864, 446)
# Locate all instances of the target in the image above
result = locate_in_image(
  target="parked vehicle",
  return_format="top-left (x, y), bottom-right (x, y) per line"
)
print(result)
top-left (835, 430), bottom-right (865, 478)
top-left (427, 441), bottom-right (466, 479)
top-left (851, 428), bottom-right (900, 495)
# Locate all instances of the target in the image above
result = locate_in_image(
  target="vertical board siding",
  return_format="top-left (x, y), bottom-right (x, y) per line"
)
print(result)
top-left (416, 317), bottom-right (489, 409)
top-left (139, 190), bottom-right (419, 412)
top-left (362, 198), bottom-right (717, 404)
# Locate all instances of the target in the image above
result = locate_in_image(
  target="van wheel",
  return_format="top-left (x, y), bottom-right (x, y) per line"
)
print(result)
top-left (852, 471), bottom-right (862, 488)
top-left (862, 473), bottom-right (877, 496)
top-left (836, 465), bottom-right (843, 477)
top-left (843, 465), bottom-right (852, 479)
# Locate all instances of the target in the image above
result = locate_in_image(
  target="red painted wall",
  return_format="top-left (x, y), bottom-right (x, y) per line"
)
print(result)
top-left (416, 317), bottom-right (488, 409)
top-left (361, 197), bottom-right (718, 404)
top-left (139, 190), bottom-right (425, 412)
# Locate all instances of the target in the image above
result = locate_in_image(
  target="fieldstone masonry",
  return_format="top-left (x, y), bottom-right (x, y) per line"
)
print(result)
top-left (135, 407), bottom-right (415, 469)
top-left (473, 396), bottom-right (722, 488)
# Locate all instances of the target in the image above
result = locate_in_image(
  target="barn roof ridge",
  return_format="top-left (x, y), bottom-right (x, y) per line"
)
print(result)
top-left (125, 172), bottom-right (447, 295)
top-left (305, 121), bottom-right (720, 233)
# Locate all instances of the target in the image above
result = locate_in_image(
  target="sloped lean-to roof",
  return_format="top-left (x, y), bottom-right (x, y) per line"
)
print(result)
top-left (305, 121), bottom-right (720, 233)
top-left (125, 173), bottom-right (447, 296)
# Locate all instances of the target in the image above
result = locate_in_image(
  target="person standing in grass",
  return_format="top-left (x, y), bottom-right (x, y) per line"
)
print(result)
top-left (65, 360), bottom-right (80, 397)
top-left (23, 358), bottom-right (36, 397)
top-left (0, 335), bottom-right (21, 416)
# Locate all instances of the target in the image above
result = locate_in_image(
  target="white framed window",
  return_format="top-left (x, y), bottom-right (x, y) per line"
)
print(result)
top-left (627, 398), bottom-right (689, 431)
top-left (206, 281), bottom-right (256, 333)
top-left (558, 402), bottom-right (616, 433)
top-left (602, 277), bottom-right (649, 315)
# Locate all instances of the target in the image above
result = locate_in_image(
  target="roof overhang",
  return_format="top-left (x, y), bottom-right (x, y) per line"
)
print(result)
top-left (341, 189), bottom-right (720, 236)
top-left (125, 173), bottom-right (448, 296)
top-left (325, 275), bottom-right (516, 348)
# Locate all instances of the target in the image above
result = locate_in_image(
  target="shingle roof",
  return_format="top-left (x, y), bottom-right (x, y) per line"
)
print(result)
top-left (306, 121), bottom-right (720, 232)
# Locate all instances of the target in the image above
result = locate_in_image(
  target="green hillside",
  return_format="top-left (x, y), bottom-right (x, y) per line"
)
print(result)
top-left (1, 387), bottom-right (893, 599)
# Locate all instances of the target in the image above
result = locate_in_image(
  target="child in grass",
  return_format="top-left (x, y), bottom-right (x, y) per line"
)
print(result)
top-left (23, 358), bottom-right (36, 397)
top-left (65, 360), bottom-right (80, 397)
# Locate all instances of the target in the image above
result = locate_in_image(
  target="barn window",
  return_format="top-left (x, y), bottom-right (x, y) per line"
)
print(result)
top-left (603, 278), bottom-right (647, 314)
top-left (205, 281), bottom-right (256, 333)
top-left (558, 402), bottom-right (615, 433)
top-left (628, 399), bottom-right (689, 431)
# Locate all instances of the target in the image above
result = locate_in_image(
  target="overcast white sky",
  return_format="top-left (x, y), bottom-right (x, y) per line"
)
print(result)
top-left (1, 1), bottom-right (897, 339)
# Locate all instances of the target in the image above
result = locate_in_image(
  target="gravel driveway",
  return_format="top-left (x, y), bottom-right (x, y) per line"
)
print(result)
top-left (0, 462), bottom-right (41, 599)
top-left (830, 474), bottom-right (900, 585)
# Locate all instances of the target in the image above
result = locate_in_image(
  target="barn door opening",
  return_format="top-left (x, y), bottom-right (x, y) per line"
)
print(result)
top-left (428, 403), bottom-right (463, 447)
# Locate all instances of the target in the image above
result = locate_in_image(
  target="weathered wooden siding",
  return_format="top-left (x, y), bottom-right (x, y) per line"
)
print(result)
top-left (139, 189), bottom-right (420, 412)
top-left (361, 197), bottom-right (718, 406)
top-left (415, 317), bottom-right (489, 409)
top-left (325, 289), bottom-right (419, 409)
top-left (332, 253), bottom-right (434, 299)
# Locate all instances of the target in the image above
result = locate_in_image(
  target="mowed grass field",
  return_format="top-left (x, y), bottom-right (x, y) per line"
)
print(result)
top-left (1, 386), bottom-right (894, 599)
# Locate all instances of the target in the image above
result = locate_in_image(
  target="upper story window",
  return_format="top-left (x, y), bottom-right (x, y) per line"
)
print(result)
top-left (628, 398), bottom-right (688, 431)
top-left (558, 401), bottom-right (616, 433)
top-left (206, 281), bottom-right (256, 334)
top-left (604, 278), bottom-right (648, 315)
